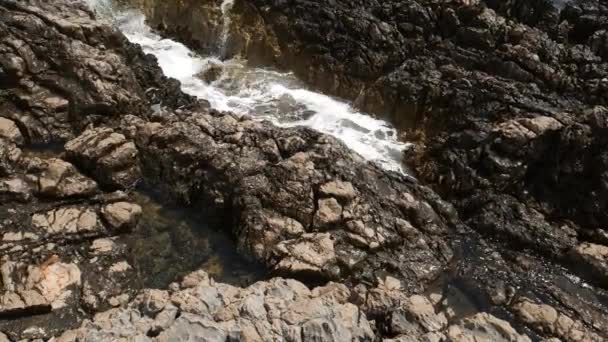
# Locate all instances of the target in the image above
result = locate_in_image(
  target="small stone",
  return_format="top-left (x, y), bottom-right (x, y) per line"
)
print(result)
top-left (0, 117), bottom-right (24, 145)
top-left (512, 298), bottom-right (558, 334)
top-left (26, 262), bottom-right (81, 309)
top-left (90, 238), bottom-right (116, 255)
top-left (181, 270), bottom-right (211, 288)
top-left (109, 261), bottom-right (131, 274)
top-left (319, 180), bottom-right (357, 201)
top-left (37, 159), bottom-right (98, 198)
top-left (314, 198), bottom-right (342, 226)
top-left (273, 233), bottom-right (337, 276)
top-left (101, 202), bottom-right (142, 231)
top-left (136, 289), bottom-right (169, 316)
top-left (384, 276), bottom-right (402, 291)
top-left (519, 116), bottom-right (562, 135)
top-left (0, 177), bottom-right (31, 201)
top-left (108, 294), bottom-right (129, 307)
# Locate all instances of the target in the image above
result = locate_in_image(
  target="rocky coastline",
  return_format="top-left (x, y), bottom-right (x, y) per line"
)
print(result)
top-left (1, 0), bottom-right (607, 341)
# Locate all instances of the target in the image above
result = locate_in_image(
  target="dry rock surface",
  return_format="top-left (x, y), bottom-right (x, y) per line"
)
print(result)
top-left (0, 0), bottom-right (607, 341)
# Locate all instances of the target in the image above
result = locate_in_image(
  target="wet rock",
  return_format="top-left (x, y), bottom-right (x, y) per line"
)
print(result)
top-left (0, 0), bottom-right (199, 144)
top-left (101, 202), bottom-right (142, 231)
top-left (125, 110), bottom-right (454, 290)
top-left (132, 6), bottom-right (608, 333)
top-left (3, 0), bottom-right (608, 340)
top-left (197, 61), bottom-right (224, 83)
top-left (65, 127), bottom-right (142, 190)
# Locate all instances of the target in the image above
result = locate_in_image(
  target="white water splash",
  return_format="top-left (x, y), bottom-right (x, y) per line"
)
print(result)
top-left (91, 5), bottom-right (411, 173)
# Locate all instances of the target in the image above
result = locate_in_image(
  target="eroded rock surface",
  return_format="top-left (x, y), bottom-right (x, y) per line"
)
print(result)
top-left (0, 139), bottom-right (143, 339)
top-left (2, 0), bottom-right (608, 341)
top-left (55, 270), bottom-right (375, 341)
top-left (121, 0), bottom-right (608, 288)
top-left (121, 109), bottom-right (455, 289)
top-left (65, 127), bottom-right (142, 190)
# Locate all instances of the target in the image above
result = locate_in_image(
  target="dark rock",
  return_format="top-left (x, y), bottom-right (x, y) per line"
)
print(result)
top-left (122, 110), bottom-right (455, 289)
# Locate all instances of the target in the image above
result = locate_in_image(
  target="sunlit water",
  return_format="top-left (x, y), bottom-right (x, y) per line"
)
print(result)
top-left (89, 1), bottom-right (411, 173)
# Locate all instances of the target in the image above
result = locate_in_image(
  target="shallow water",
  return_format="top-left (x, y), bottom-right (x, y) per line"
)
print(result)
top-left (124, 189), bottom-right (264, 288)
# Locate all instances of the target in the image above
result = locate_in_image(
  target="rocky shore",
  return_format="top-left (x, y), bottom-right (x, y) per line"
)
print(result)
top-left (1, 0), bottom-right (607, 341)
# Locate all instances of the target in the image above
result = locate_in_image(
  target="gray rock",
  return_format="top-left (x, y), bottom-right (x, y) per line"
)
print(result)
top-left (59, 271), bottom-right (375, 341)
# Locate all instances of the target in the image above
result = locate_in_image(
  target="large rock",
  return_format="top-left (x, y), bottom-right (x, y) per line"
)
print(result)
top-left (2, 0), bottom-right (608, 341)
top-left (0, 0), bottom-right (198, 144)
top-left (56, 270), bottom-right (376, 341)
top-left (144, 0), bottom-right (608, 310)
top-left (126, 0), bottom-right (608, 285)
top-left (123, 110), bottom-right (455, 291)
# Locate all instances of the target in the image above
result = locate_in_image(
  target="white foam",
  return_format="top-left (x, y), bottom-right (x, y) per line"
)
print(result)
top-left (92, 5), bottom-right (411, 173)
